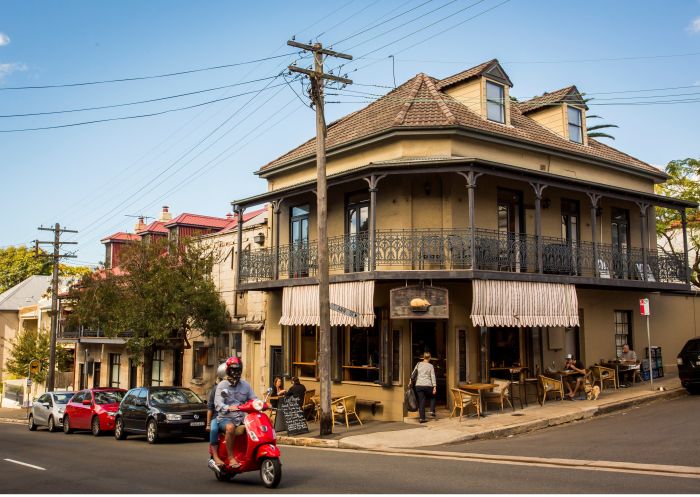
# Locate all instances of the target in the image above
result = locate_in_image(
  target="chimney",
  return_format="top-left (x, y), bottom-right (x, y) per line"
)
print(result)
top-left (134, 216), bottom-right (147, 233)
top-left (159, 206), bottom-right (172, 222)
top-left (226, 212), bottom-right (233, 220)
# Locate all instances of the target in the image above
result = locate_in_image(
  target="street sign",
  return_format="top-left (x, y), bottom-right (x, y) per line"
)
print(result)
top-left (330, 303), bottom-right (358, 318)
top-left (639, 298), bottom-right (650, 316)
top-left (26, 378), bottom-right (32, 387)
top-left (29, 359), bottom-right (41, 374)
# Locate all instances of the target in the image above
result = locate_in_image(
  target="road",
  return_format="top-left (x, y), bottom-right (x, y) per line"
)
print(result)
top-left (1, 394), bottom-right (698, 493)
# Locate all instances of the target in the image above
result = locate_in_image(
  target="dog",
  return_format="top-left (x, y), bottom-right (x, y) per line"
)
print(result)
top-left (584, 383), bottom-right (601, 401)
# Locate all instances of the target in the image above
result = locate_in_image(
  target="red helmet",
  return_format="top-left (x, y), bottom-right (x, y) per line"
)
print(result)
top-left (225, 356), bottom-right (242, 384)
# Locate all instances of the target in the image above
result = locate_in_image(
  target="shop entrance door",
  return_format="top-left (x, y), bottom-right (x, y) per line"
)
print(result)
top-left (411, 321), bottom-right (447, 405)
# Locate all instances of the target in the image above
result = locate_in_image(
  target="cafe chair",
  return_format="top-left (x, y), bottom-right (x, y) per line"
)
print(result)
top-left (302, 389), bottom-right (316, 420)
top-left (449, 388), bottom-right (481, 420)
top-left (591, 365), bottom-right (618, 390)
top-left (483, 379), bottom-right (513, 413)
top-left (632, 361), bottom-right (643, 384)
top-left (331, 396), bottom-right (362, 428)
top-left (539, 375), bottom-right (564, 405)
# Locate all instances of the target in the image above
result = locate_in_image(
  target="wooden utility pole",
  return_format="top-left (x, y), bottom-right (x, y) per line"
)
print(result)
top-left (36, 223), bottom-right (78, 391)
top-left (287, 40), bottom-right (352, 436)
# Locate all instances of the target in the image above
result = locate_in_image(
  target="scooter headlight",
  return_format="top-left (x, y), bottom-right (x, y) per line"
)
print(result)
top-left (252, 399), bottom-right (264, 411)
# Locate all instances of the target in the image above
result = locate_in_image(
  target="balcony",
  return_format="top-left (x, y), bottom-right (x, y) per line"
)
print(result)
top-left (239, 228), bottom-right (687, 288)
top-left (58, 325), bottom-right (132, 341)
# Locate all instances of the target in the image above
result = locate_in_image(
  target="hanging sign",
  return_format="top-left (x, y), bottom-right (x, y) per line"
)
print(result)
top-left (390, 286), bottom-right (449, 319)
top-left (639, 298), bottom-right (650, 316)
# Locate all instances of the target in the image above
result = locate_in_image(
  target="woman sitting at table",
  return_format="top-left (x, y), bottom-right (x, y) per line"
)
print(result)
top-left (271, 377), bottom-right (285, 408)
top-left (564, 354), bottom-right (586, 400)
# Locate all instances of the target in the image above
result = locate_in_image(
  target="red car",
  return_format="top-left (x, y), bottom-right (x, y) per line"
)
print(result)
top-left (63, 388), bottom-right (126, 436)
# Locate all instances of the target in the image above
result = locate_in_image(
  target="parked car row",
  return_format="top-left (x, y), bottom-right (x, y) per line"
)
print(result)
top-left (29, 386), bottom-right (209, 443)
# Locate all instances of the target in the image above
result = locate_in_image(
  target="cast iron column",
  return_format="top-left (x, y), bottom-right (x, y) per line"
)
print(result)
top-left (587, 193), bottom-right (602, 277)
top-left (530, 183), bottom-right (548, 274)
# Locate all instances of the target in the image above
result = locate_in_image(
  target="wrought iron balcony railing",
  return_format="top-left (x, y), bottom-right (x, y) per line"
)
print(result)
top-left (239, 228), bottom-right (687, 285)
top-left (57, 325), bottom-right (133, 339)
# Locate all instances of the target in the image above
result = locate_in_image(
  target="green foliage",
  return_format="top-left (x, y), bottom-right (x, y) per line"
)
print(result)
top-left (3, 326), bottom-right (71, 383)
top-left (0, 246), bottom-right (50, 294)
top-left (59, 264), bottom-right (93, 277)
top-left (582, 95), bottom-right (618, 141)
top-left (67, 238), bottom-right (230, 385)
top-left (656, 157), bottom-right (700, 287)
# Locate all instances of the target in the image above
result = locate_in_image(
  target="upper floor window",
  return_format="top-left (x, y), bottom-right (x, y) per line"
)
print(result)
top-left (567, 106), bottom-right (583, 144)
top-left (486, 81), bottom-right (505, 123)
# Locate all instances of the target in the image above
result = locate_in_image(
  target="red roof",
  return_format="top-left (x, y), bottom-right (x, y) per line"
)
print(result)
top-left (100, 232), bottom-right (141, 243)
top-left (137, 220), bottom-right (168, 235)
top-left (221, 208), bottom-right (267, 232)
top-left (164, 213), bottom-right (230, 229)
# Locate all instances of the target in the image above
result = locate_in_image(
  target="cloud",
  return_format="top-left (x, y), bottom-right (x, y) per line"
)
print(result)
top-left (689, 17), bottom-right (700, 33)
top-left (0, 32), bottom-right (9, 46)
top-left (0, 62), bottom-right (28, 81)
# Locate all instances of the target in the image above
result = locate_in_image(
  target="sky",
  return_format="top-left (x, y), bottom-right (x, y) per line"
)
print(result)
top-left (1, 0), bottom-right (699, 267)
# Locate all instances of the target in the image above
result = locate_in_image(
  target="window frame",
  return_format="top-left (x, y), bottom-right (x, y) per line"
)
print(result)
top-left (567, 106), bottom-right (583, 144)
top-left (292, 325), bottom-right (318, 379)
top-left (613, 310), bottom-right (633, 358)
top-left (485, 81), bottom-right (506, 124)
top-left (152, 350), bottom-right (164, 386)
top-left (109, 353), bottom-right (121, 388)
top-left (192, 342), bottom-right (205, 380)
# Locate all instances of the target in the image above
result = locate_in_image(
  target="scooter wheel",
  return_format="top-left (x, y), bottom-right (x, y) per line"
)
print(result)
top-left (260, 458), bottom-right (282, 488)
top-left (215, 471), bottom-right (234, 482)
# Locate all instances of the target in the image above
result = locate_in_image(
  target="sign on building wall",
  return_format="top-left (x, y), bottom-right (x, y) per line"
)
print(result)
top-left (390, 286), bottom-right (449, 319)
top-left (639, 298), bottom-right (650, 316)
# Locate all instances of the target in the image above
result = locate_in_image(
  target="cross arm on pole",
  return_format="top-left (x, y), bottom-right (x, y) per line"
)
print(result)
top-left (287, 40), bottom-right (353, 60)
top-left (288, 66), bottom-right (353, 85)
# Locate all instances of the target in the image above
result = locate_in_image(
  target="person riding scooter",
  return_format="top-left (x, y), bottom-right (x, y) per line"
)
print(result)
top-left (214, 357), bottom-right (257, 469)
top-left (207, 362), bottom-right (227, 468)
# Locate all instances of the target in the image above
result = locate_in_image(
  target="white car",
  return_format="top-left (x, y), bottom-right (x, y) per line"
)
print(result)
top-left (28, 391), bottom-right (75, 432)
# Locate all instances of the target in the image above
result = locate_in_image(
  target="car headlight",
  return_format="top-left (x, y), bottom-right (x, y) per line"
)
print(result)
top-left (165, 413), bottom-right (182, 421)
top-left (677, 357), bottom-right (683, 365)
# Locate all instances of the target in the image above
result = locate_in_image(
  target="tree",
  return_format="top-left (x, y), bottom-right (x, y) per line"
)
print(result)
top-left (656, 157), bottom-right (700, 287)
top-left (0, 245), bottom-right (93, 294)
top-left (3, 326), bottom-right (71, 383)
top-left (67, 237), bottom-right (230, 386)
top-left (582, 94), bottom-right (618, 141)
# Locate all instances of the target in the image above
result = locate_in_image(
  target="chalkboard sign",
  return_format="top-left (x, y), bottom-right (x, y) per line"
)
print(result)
top-left (273, 396), bottom-right (309, 436)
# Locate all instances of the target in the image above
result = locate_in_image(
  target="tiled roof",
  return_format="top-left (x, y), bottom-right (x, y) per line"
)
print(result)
top-left (0, 275), bottom-right (52, 311)
top-left (164, 213), bottom-right (230, 229)
top-left (435, 59), bottom-right (498, 90)
top-left (259, 61), bottom-right (661, 177)
top-left (517, 85), bottom-right (588, 113)
top-left (137, 220), bottom-right (168, 235)
top-left (221, 207), bottom-right (268, 232)
top-left (100, 232), bottom-right (141, 243)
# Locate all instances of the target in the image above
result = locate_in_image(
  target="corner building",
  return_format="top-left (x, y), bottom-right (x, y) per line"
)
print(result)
top-left (234, 60), bottom-right (695, 421)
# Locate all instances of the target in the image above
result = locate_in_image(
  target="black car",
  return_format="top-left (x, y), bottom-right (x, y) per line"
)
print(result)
top-left (114, 386), bottom-right (209, 443)
top-left (677, 338), bottom-right (700, 394)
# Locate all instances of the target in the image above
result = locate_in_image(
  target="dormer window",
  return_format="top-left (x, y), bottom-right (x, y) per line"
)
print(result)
top-left (486, 81), bottom-right (505, 123)
top-left (567, 106), bottom-right (583, 144)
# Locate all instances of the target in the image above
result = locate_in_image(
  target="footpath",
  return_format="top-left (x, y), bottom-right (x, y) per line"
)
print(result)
top-left (0, 373), bottom-right (685, 452)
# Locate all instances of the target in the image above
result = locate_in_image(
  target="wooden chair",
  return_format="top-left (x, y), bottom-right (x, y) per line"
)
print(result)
top-left (539, 375), bottom-right (564, 405)
top-left (301, 389), bottom-right (316, 420)
top-left (331, 395), bottom-right (362, 427)
top-left (449, 388), bottom-right (481, 420)
top-left (483, 379), bottom-right (513, 413)
top-left (591, 365), bottom-right (618, 390)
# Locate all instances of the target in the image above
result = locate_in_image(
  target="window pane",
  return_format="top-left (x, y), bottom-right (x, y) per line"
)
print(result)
top-left (567, 107), bottom-right (582, 143)
top-left (486, 82), bottom-right (505, 123)
top-left (486, 81), bottom-right (503, 100)
top-left (292, 205), bottom-right (309, 217)
top-left (568, 124), bottom-right (582, 143)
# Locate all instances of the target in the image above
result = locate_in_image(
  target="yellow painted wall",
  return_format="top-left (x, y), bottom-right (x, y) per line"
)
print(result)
top-left (444, 78), bottom-right (482, 115)
top-left (528, 104), bottom-right (567, 138)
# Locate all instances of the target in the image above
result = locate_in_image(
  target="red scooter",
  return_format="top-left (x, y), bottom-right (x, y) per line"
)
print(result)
top-left (208, 391), bottom-right (282, 488)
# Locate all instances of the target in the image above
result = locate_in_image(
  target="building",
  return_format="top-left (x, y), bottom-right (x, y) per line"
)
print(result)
top-left (60, 206), bottom-right (269, 398)
top-left (233, 59), bottom-right (695, 421)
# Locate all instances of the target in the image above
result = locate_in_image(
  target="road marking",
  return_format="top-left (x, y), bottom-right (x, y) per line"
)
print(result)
top-left (287, 446), bottom-right (700, 479)
top-left (4, 459), bottom-right (46, 471)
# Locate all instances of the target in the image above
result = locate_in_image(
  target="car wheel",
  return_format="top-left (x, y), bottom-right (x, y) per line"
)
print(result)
top-left (63, 415), bottom-right (73, 434)
top-left (260, 458), bottom-right (282, 488)
top-left (48, 416), bottom-right (57, 432)
top-left (28, 414), bottom-right (37, 431)
top-left (146, 419), bottom-right (159, 444)
top-left (114, 417), bottom-right (127, 440)
top-left (91, 416), bottom-right (102, 436)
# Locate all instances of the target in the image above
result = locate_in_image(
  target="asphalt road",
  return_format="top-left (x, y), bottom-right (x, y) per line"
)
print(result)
top-left (1, 394), bottom-right (698, 493)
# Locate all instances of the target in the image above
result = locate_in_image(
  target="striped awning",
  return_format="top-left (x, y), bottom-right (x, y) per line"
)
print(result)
top-left (470, 280), bottom-right (579, 328)
top-left (280, 281), bottom-right (375, 328)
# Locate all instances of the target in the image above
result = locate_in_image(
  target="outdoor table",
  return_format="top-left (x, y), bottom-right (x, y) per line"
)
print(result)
top-left (490, 366), bottom-right (528, 409)
top-left (458, 382), bottom-right (496, 414)
top-left (602, 361), bottom-right (640, 386)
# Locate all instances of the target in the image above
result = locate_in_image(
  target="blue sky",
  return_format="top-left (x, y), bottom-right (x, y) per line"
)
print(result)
top-left (1, 0), bottom-right (699, 266)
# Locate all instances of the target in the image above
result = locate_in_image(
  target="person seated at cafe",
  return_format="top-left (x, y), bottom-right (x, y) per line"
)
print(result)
top-left (271, 376), bottom-right (285, 408)
top-left (563, 354), bottom-right (586, 399)
top-left (285, 376), bottom-right (306, 404)
top-left (619, 344), bottom-right (638, 387)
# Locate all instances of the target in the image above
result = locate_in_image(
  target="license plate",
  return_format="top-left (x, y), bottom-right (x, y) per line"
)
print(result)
top-left (190, 421), bottom-right (205, 427)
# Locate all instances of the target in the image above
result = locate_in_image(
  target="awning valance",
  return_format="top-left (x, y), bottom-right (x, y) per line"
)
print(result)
top-left (280, 281), bottom-right (375, 328)
top-left (470, 280), bottom-right (579, 328)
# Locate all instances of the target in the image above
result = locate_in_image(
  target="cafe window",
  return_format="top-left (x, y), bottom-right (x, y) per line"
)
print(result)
top-left (614, 310), bottom-right (632, 358)
top-left (152, 349), bottom-right (164, 386)
top-left (109, 353), bottom-right (121, 388)
top-left (392, 329), bottom-right (401, 384)
top-left (293, 325), bottom-right (317, 378)
top-left (457, 329), bottom-right (468, 383)
top-left (342, 324), bottom-right (380, 383)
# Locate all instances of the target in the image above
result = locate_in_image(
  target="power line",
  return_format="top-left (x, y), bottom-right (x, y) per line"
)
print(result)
top-left (0, 80), bottom-right (290, 133)
top-left (0, 53), bottom-right (299, 91)
top-left (0, 75), bottom-right (280, 118)
top-left (316, 0), bottom-right (382, 40)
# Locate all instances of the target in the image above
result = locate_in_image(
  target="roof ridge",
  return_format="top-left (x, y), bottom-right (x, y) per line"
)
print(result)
top-left (423, 74), bottom-right (456, 124)
top-left (392, 73), bottom-right (425, 126)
